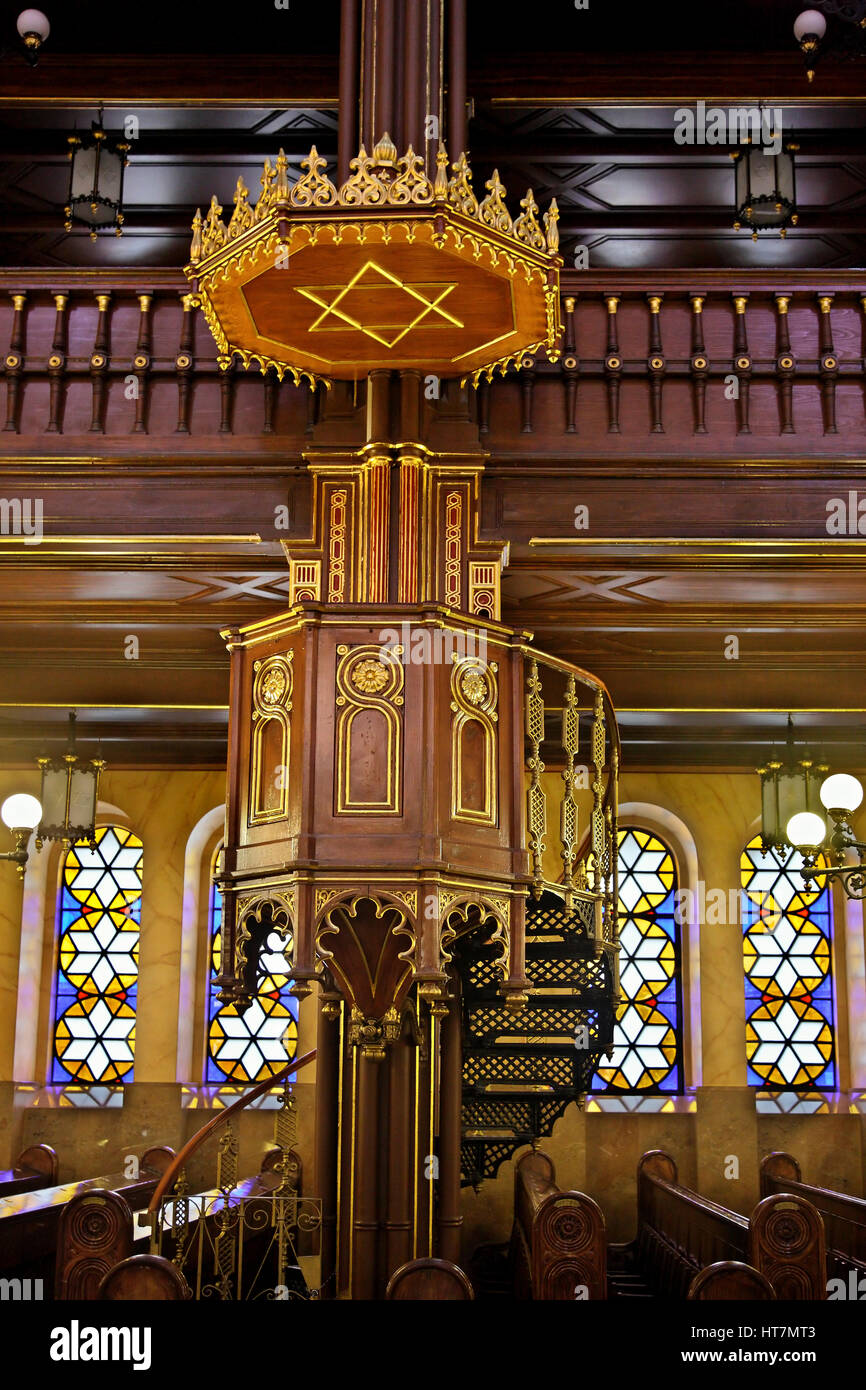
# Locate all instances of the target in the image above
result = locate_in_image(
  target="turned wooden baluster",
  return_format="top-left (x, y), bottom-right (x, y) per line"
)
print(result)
top-left (263, 374), bottom-right (276, 434)
top-left (561, 295), bottom-right (579, 434)
top-left (132, 293), bottom-right (153, 434)
top-left (520, 354), bottom-right (536, 434)
top-left (304, 378), bottom-right (319, 437)
top-left (604, 294), bottom-right (622, 433)
top-left (732, 293), bottom-right (752, 434)
top-left (476, 375), bottom-right (490, 435)
top-left (175, 293), bottom-right (195, 433)
top-left (690, 294), bottom-right (709, 434)
top-left (4, 292), bottom-right (27, 433)
top-left (817, 294), bottom-right (838, 435)
top-left (89, 293), bottom-right (111, 434)
top-left (219, 360), bottom-right (234, 435)
top-left (647, 293), bottom-right (665, 433)
top-left (46, 292), bottom-right (69, 434)
top-left (775, 294), bottom-right (795, 435)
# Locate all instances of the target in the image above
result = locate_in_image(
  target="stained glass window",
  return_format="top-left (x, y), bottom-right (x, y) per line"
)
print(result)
top-left (205, 877), bottom-right (298, 1084)
top-left (51, 825), bottom-right (143, 1085)
top-left (741, 836), bottom-right (835, 1089)
top-left (593, 827), bottom-right (683, 1092)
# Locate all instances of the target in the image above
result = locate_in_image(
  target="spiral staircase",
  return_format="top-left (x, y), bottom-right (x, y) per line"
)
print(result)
top-left (459, 889), bottom-right (617, 1187)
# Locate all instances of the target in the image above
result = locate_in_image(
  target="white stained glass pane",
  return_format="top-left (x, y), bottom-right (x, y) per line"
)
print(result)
top-left (68, 766), bottom-right (96, 831)
top-left (40, 765), bottom-right (69, 828)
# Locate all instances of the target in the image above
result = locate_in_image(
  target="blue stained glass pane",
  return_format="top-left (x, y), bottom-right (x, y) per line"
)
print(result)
top-left (592, 828), bottom-right (683, 1093)
top-left (205, 877), bottom-right (299, 1084)
top-left (741, 836), bottom-right (836, 1090)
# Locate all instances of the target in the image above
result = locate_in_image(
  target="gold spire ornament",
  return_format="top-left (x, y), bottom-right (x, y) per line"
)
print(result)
top-left (185, 137), bottom-right (563, 388)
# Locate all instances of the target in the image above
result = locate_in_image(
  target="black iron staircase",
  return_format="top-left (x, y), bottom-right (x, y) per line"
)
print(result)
top-left (459, 889), bottom-right (616, 1186)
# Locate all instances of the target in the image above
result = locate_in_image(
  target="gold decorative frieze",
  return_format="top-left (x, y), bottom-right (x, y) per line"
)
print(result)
top-left (335, 644), bottom-right (404, 815)
top-left (185, 135), bottom-right (562, 387)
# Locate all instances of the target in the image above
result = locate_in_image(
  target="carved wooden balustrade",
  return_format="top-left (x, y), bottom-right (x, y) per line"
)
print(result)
top-left (2, 270), bottom-right (864, 453)
top-left (145, 1050), bottom-right (320, 1301)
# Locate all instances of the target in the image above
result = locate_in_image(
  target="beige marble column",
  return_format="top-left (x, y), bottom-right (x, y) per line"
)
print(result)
top-left (0, 770), bottom-right (39, 1164)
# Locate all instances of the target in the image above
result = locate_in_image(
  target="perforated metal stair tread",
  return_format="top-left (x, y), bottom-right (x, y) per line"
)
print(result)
top-left (458, 889), bottom-right (616, 1186)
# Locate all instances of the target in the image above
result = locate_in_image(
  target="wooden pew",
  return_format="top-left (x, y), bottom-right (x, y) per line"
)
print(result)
top-left (61, 1149), bottom-right (303, 1300)
top-left (0, 1144), bottom-right (58, 1197)
top-left (761, 1151), bottom-right (866, 1287)
top-left (0, 1145), bottom-right (175, 1287)
top-left (510, 1149), bottom-right (607, 1299)
top-left (610, 1150), bottom-right (826, 1301)
top-left (688, 1262), bottom-right (776, 1300)
top-left (99, 1254), bottom-right (192, 1300)
top-left (385, 1258), bottom-right (474, 1300)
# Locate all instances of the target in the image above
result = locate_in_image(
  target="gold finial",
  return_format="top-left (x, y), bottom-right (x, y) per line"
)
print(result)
top-left (434, 145), bottom-right (449, 198)
top-left (544, 196), bottom-right (559, 253)
top-left (372, 131), bottom-right (398, 167)
top-left (275, 149), bottom-right (289, 200)
top-left (190, 207), bottom-right (202, 262)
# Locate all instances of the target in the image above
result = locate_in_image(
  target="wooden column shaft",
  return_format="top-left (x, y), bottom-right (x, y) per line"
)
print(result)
top-left (351, 1052), bottom-right (381, 1299)
top-left (315, 1000), bottom-right (340, 1294)
top-left (437, 977), bottom-right (463, 1263)
top-left (385, 1024), bottom-right (414, 1279)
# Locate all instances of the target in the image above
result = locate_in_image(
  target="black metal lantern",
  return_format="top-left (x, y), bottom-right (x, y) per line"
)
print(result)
top-left (36, 712), bottom-right (105, 849)
top-left (757, 717), bottom-right (827, 853)
top-left (732, 141), bottom-right (798, 242)
top-left (64, 109), bottom-right (129, 240)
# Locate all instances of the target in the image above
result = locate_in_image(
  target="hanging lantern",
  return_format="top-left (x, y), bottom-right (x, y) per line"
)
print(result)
top-left (36, 712), bottom-right (105, 849)
top-left (64, 108), bottom-right (129, 241)
top-left (732, 140), bottom-right (798, 241)
top-left (757, 717), bottom-right (827, 852)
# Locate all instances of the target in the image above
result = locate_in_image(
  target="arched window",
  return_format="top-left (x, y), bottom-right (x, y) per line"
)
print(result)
top-left (205, 872), bottom-right (298, 1084)
top-left (51, 825), bottom-right (143, 1085)
top-left (740, 836), bottom-right (835, 1089)
top-left (592, 826), bottom-right (683, 1092)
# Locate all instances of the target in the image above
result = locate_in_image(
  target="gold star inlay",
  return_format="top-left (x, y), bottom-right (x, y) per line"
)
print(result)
top-left (295, 260), bottom-right (463, 348)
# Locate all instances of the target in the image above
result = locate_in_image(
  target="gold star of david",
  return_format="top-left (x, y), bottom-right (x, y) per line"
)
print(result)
top-left (296, 260), bottom-right (463, 348)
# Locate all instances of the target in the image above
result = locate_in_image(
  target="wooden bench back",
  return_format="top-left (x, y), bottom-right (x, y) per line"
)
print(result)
top-left (511, 1149), bottom-right (607, 1300)
top-left (761, 1150), bottom-right (866, 1282)
top-left (637, 1149), bottom-right (826, 1300)
top-left (0, 1145), bottom-right (59, 1198)
top-left (385, 1258), bottom-right (474, 1300)
top-left (0, 1145), bottom-right (177, 1276)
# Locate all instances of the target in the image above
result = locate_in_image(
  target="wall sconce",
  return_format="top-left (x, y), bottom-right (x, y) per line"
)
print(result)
top-left (0, 794), bottom-right (42, 877)
top-left (787, 772), bottom-right (866, 898)
top-left (15, 8), bottom-right (50, 66)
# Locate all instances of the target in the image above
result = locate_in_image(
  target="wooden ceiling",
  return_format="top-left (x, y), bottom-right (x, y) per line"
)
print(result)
top-left (0, 1), bottom-right (864, 776)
